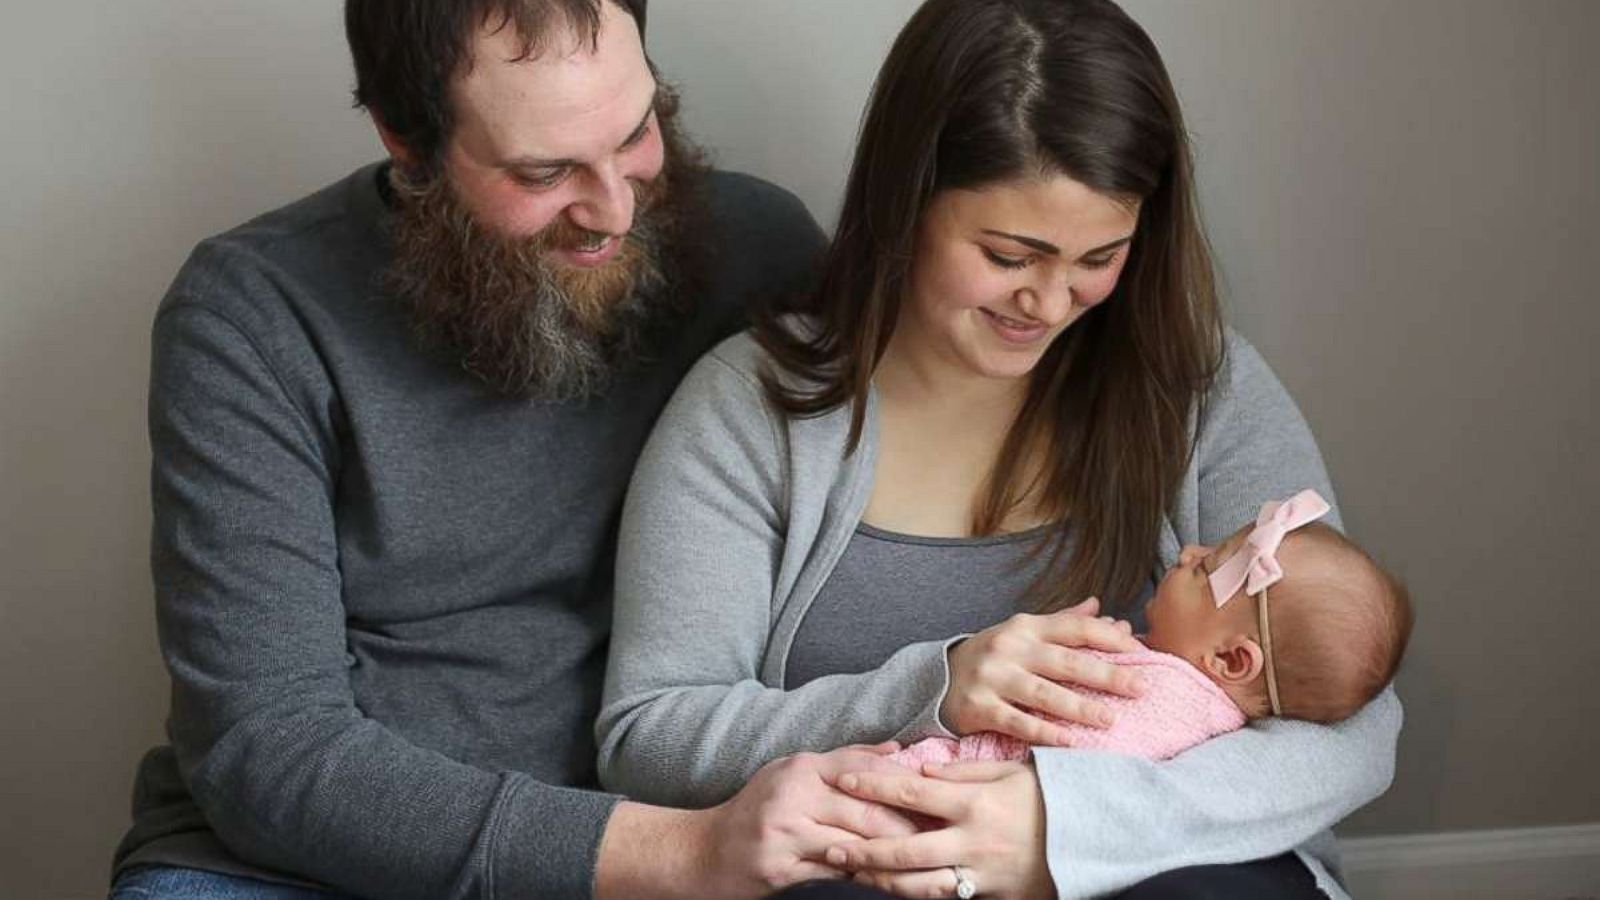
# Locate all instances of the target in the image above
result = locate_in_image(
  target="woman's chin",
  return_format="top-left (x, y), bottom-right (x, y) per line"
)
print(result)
top-left (962, 346), bottom-right (1048, 382)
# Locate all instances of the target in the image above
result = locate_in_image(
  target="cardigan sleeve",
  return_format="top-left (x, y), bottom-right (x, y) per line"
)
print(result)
top-left (596, 342), bottom-right (956, 808)
top-left (1033, 332), bottom-right (1403, 897)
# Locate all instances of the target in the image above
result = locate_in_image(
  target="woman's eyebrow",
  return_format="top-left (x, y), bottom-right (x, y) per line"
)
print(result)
top-left (980, 230), bottom-right (1134, 258)
top-left (982, 230), bottom-right (1059, 255)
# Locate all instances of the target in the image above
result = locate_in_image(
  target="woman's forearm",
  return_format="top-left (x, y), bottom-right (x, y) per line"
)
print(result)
top-left (1032, 684), bottom-right (1401, 898)
top-left (597, 637), bottom-right (957, 806)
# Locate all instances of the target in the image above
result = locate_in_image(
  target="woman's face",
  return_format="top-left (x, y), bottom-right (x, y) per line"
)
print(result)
top-left (898, 175), bottom-right (1141, 382)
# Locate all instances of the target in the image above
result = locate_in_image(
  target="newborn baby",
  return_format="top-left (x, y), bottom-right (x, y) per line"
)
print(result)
top-left (893, 490), bottom-right (1413, 767)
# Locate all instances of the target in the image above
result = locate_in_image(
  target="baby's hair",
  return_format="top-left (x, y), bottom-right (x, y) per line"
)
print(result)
top-left (1265, 523), bottom-right (1413, 723)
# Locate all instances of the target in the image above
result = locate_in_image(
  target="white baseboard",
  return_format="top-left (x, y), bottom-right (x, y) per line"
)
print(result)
top-left (1340, 823), bottom-right (1600, 900)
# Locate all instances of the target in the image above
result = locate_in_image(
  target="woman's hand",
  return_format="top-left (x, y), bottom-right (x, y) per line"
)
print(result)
top-left (825, 760), bottom-right (1054, 900)
top-left (941, 596), bottom-right (1145, 745)
top-left (695, 743), bottom-right (921, 897)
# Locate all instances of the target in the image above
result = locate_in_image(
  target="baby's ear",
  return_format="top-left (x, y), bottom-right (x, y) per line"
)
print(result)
top-left (1205, 635), bottom-right (1265, 686)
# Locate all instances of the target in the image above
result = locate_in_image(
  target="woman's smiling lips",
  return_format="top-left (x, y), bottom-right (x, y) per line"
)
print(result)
top-left (981, 307), bottom-right (1050, 344)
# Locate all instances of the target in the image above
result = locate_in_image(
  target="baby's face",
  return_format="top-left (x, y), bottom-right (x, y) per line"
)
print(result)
top-left (1143, 523), bottom-right (1254, 660)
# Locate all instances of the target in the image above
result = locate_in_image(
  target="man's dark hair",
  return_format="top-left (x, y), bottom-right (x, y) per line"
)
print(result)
top-left (346, 0), bottom-right (648, 170)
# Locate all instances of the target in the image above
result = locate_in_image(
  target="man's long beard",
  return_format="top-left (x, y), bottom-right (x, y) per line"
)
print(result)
top-left (385, 121), bottom-right (704, 400)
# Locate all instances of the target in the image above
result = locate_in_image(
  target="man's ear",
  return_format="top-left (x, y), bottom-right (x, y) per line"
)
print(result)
top-left (372, 118), bottom-right (417, 171)
top-left (1205, 635), bottom-right (1265, 686)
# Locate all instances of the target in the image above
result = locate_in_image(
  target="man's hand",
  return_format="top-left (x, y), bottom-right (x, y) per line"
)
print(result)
top-left (698, 743), bottom-right (921, 897)
top-left (596, 743), bottom-right (918, 900)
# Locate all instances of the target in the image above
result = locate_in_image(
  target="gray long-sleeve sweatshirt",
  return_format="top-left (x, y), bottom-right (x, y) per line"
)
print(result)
top-left (598, 327), bottom-right (1403, 900)
top-left (112, 162), bottom-right (826, 899)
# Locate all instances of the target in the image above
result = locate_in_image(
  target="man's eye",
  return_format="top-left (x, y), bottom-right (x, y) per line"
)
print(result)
top-left (982, 248), bottom-right (1033, 270)
top-left (512, 168), bottom-right (568, 189)
top-left (620, 120), bottom-right (654, 151)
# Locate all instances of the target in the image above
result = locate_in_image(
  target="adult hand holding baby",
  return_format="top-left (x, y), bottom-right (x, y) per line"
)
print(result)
top-left (941, 597), bottom-right (1146, 745)
top-left (826, 759), bottom-right (1054, 900)
top-left (691, 742), bottom-right (922, 897)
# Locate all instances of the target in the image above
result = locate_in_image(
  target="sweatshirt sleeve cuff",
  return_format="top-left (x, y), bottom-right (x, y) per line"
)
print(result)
top-left (890, 634), bottom-right (970, 744)
top-left (490, 776), bottom-right (623, 900)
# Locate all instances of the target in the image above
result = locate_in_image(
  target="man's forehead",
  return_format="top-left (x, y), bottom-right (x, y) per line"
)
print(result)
top-left (450, 5), bottom-right (653, 163)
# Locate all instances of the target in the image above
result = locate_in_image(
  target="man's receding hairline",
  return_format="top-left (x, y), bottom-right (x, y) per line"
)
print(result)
top-left (465, 0), bottom-right (637, 75)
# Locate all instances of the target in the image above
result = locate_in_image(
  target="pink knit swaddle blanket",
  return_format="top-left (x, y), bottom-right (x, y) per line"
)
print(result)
top-left (890, 646), bottom-right (1247, 767)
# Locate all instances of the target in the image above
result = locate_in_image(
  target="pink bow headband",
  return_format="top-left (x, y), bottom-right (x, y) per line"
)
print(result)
top-left (1207, 489), bottom-right (1332, 609)
top-left (1206, 488), bottom-right (1331, 716)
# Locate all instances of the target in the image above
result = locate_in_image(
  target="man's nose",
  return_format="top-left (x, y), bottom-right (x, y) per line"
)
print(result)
top-left (568, 162), bottom-right (636, 236)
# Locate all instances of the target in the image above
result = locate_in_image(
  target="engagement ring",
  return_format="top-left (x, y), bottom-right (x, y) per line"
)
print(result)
top-left (951, 865), bottom-right (977, 899)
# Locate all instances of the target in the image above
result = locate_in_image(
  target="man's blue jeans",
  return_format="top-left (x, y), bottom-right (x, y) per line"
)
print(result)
top-left (109, 866), bottom-right (355, 900)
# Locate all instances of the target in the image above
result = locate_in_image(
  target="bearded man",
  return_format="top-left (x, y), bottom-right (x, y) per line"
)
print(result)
top-left (109, 2), bottom-right (917, 898)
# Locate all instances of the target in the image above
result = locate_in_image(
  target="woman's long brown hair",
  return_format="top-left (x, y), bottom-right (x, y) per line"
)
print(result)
top-left (755, 0), bottom-right (1224, 614)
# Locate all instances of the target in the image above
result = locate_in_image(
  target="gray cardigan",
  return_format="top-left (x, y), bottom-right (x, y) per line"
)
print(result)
top-left (598, 328), bottom-right (1401, 899)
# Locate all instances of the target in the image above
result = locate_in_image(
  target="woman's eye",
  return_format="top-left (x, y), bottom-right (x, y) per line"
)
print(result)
top-left (982, 248), bottom-right (1033, 270)
top-left (1081, 253), bottom-right (1118, 270)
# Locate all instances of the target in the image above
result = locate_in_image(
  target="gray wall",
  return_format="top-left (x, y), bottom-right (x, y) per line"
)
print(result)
top-left (1, 2), bottom-right (1595, 896)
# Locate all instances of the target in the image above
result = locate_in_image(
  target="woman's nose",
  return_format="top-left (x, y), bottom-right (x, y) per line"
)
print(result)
top-left (1018, 272), bottom-right (1080, 325)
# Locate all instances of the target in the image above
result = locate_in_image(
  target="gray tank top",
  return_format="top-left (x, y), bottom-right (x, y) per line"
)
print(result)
top-left (784, 522), bottom-right (1061, 688)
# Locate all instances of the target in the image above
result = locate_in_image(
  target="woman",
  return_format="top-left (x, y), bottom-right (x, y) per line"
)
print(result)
top-left (598, 1), bottom-right (1400, 897)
